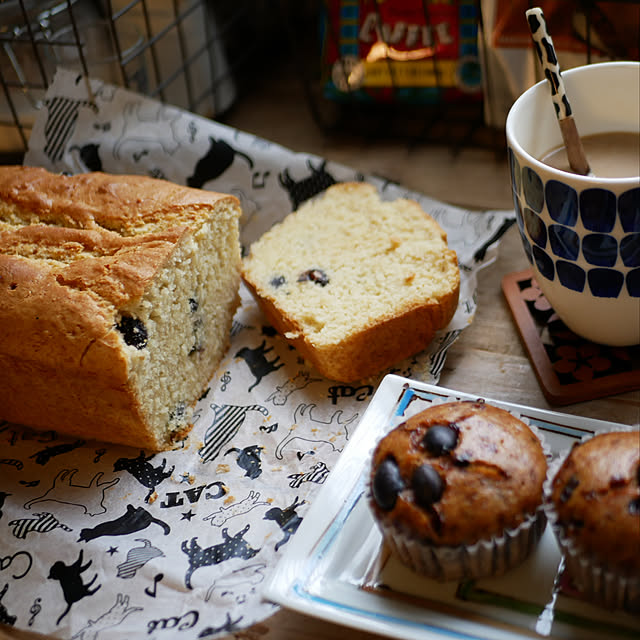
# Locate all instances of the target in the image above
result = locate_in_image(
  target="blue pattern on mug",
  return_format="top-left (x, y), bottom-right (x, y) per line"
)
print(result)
top-left (580, 188), bottom-right (617, 232)
top-left (524, 207), bottom-right (547, 248)
top-left (549, 224), bottom-right (579, 260)
top-left (509, 147), bottom-right (521, 196)
top-left (523, 167), bottom-right (544, 213)
top-left (582, 233), bottom-right (618, 267)
top-left (514, 195), bottom-right (525, 236)
top-left (509, 149), bottom-right (638, 303)
top-left (588, 268), bottom-right (624, 297)
top-left (545, 180), bottom-right (578, 226)
top-left (533, 246), bottom-right (555, 280)
top-left (619, 188), bottom-right (640, 232)
top-left (627, 268), bottom-right (640, 297)
top-left (621, 234), bottom-right (640, 267)
top-left (557, 260), bottom-right (586, 292)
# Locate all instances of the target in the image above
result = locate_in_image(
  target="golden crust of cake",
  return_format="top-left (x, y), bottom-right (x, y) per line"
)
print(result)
top-left (369, 401), bottom-right (548, 546)
top-left (550, 431), bottom-right (640, 574)
top-left (0, 164), bottom-right (226, 231)
top-left (241, 182), bottom-right (460, 382)
top-left (0, 165), bottom-right (241, 450)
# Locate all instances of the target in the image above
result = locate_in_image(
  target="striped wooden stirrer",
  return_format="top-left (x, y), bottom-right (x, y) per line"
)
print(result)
top-left (526, 7), bottom-right (591, 176)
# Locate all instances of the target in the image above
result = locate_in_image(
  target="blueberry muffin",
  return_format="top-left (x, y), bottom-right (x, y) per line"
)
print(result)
top-left (549, 430), bottom-right (640, 611)
top-left (369, 400), bottom-right (548, 580)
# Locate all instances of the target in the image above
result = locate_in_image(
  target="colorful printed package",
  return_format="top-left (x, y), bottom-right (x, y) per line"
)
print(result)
top-left (321, 0), bottom-right (483, 104)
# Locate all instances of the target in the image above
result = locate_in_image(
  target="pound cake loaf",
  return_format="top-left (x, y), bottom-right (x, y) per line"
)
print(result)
top-left (549, 430), bottom-right (640, 611)
top-left (0, 165), bottom-right (241, 450)
top-left (241, 182), bottom-right (460, 382)
top-left (369, 400), bottom-right (548, 580)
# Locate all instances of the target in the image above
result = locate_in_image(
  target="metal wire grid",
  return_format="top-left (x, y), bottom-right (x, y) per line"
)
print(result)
top-left (281, 0), bottom-right (493, 151)
top-left (285, 0), bottom-right (640, 151)
top-left (0, 0), bottom-right (255, 160)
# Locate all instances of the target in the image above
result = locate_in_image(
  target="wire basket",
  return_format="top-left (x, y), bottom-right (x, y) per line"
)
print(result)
top-left (0, 0), bottom-right (262, 162)
top-left (285, 0), bottom-right (640, 151)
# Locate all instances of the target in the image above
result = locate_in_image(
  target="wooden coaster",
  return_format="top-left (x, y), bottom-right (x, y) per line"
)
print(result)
top-left (502, 269), bottom-right (640, 405)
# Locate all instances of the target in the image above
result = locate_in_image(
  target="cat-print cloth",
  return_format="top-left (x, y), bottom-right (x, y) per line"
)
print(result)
top-left (0, 68), bottom-right (514, 639)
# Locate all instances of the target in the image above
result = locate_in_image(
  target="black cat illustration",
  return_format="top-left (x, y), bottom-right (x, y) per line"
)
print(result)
top-left (225, 445), bottom-right (263, 479)
top-left (70, 142), bottom-right (103, 172)
top-left (204, 561), bottom-right (266, 602)
top-left (29, 439), bottom-right (86, 465)
top-left (23, 469), bottom-right (119, 516)
top-left (187, 136), bottom-right (254, 188)
top-left (473, 218), bottom-right (516, 262)
top-left (181, 525), bottom-right (260, 589)
top-left (48, 550), bottom-right (101, 625)
top-left (0, 584), bottom-right (16, 626)
top-left (278, 160), bottom-right (338, 210)
top-left (275, 403), bottom-right (358, 460)
top-left (113, 451), bottom-right (174, 502)
top-left (203, 490), bottom-right (269, 528)
top-left (265, 371), bottom-right (320, 406)
top-left (288, 460), bottom-right (330, 489)
top-left (9, 512), bottom-right (72, 539)
top-left (113, 101), bottom-right (181, 163)
top-left (70, 593), bottom-right (142, 637)
top-left (78, 504), bottom-right (170, 542)
top-left (199, 403), bottom-right (269, 463)
top-left (235, 340), bottom-right (284, 391)
top-left (42, 95), bottom-right (97, 163)
top-left (116, 539), bottom-right (164, 579)
top-left (263, 496), bottom-right (305, 551)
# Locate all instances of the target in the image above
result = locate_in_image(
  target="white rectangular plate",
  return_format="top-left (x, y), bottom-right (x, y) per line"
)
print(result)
top-left (262, 375), bottom-right (640, 640)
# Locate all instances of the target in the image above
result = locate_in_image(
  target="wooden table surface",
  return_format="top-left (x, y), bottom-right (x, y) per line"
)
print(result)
top-left (2, 65), bottom-right (638, 640)
top-left (218, 63), bottom-right (640, 640)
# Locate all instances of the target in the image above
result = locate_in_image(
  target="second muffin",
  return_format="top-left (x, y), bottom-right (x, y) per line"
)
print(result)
top-left (369, 400), bottom-right (548, 580)
top-left (549, 430), bottom-right (640, 611)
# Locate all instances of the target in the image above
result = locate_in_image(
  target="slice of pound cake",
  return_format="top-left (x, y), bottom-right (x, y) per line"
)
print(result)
top-left (0, 166), bottom-right (242, 450)
top-left (242, 182), bottom-right (460, 382)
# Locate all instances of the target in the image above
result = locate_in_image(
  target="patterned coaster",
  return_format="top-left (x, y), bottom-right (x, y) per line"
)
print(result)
top-left (502, 269), bottom-right (640, 405)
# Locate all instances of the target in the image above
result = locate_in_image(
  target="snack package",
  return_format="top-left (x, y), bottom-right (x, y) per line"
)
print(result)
top-left (321, 0), bottom-right (483, 104)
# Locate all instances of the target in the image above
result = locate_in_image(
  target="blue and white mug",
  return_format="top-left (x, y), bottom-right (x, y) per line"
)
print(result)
top-left (506, 61), bottom-right (640, 346)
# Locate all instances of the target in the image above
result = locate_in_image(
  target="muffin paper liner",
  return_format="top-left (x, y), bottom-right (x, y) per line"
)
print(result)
top-left (552, 531), bottom-right (640, 612)
top-left (544, 427), bottom-right (640, 613)
top-left (369, 399), bottom-right (552, 582)
top-left (379, 508), bottom-right (547, 582)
